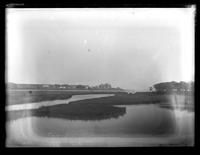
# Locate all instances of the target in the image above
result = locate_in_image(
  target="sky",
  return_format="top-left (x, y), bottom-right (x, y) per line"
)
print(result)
top-left (6, 8), bottom-right (195, 91)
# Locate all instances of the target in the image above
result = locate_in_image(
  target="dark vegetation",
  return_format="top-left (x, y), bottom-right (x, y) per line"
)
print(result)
top-left (7, 104), bottom-right (126, 121)
top-left (35, 104), bottom-right (126, 120)
top-left (153, 81), bottom-right (194, 93)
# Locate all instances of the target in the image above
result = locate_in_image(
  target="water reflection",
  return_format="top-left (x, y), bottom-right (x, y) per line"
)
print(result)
top-left (6, 104), bottom-right (194, 146)
top-left (6, 92), bottom-right (194, 146)
top-left (8, 105), bottom-right (177, 137)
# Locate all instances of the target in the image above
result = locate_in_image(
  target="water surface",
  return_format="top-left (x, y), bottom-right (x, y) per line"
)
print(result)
top-left (6, 94), bottom-right (194, 146)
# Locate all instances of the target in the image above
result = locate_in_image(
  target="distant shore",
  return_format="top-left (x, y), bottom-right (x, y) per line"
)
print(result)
top-left (7, 89), bottom-right (124, 92)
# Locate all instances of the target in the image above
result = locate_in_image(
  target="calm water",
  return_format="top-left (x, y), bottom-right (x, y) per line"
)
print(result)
top-left (6, 94), bottom-right (194, 146)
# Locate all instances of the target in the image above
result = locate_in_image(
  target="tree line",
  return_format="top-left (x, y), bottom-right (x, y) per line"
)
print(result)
top-left (152, 81), bottom-right (194, 93)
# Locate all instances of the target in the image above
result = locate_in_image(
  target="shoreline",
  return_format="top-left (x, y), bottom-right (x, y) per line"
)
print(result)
top-left (6, 91), bottom-right (194, 111)
top-left (6, 94), bottom-right (115, 111)
top-left (6, 92), bottom-right (194, 122)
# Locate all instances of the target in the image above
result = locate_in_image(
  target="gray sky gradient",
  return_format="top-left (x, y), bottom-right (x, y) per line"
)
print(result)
top-left (6, 8), bottom-right (194, 91)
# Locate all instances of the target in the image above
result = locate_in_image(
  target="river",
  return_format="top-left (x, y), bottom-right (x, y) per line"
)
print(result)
top-left (6, 94), bottom-right (194, 147)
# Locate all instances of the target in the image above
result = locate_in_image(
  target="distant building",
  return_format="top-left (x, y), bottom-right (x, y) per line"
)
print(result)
top-left (70, 85), bottom-right (77, 89)
top-left (7, 82), bottom-right (123, 91)
top-left (42, 84), bottom-right (49, 88)
top-left (59, 86), bottom-right (66, 89)
top-left (98, 83), bottom-right (112, 89)
top-left (125, 90), bottom-right (135, 94)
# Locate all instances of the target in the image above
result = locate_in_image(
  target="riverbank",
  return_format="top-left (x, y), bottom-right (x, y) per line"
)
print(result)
top-left (7, 91), bottom-right (194, 121)
top-left (7, 90), bottom-right (193, 106)
top-left (6, 90), bottom-right (120, 105)
top-left (69, 92), bottom-right (194, 111)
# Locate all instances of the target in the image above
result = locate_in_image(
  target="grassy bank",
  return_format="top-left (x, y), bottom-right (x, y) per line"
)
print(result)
top-left (69, 92), bottom-right (171, 106)
top-left (69, 92), bottom-right (194, 110)
top-left (6, 90), bottom-right (119, 105)
top-left (7, 90), bottom-right (193, 106)
top-left (6, 90), bottom-right (177, 105)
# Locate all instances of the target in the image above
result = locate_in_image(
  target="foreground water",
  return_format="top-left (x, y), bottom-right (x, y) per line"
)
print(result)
top-left (6, 94), bottom-right (194, 146)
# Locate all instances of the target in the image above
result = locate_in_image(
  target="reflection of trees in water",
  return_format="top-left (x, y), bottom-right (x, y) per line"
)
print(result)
top-left (158, 92), bottom-right (194, 112)
top-left (159, 102), bottom-right (194, 112)
top-left (7, 104), bottom-right (126, 121)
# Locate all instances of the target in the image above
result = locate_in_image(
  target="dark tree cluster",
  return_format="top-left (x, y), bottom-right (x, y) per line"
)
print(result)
top-left (153, 81), bottom-right (194, 93)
